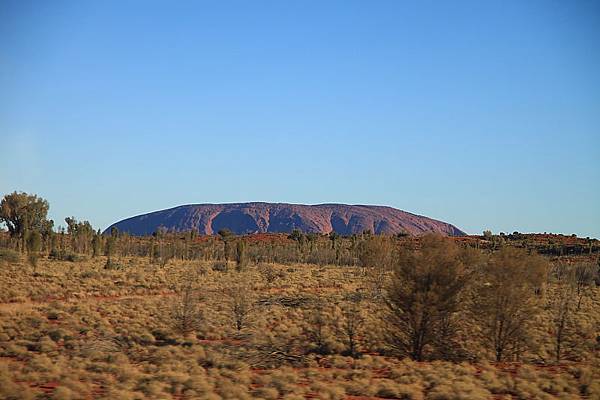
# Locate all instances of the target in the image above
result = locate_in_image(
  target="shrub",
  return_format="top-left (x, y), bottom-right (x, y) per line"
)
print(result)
top-left (376, 379), bottom-right (403, 398)
top-left (48, 249), bottom-right (80, 262)
top-left (0, 248), bottom-right (20, 264)
top-left (253, 386), bottom-right (279, 400)
top-left (212, 261), bottom-right (228, 272)
top-left (52, 386), bottom-right (74, 400)
top-left (343, 378), bottom-right (374, 396)
top-left (311, 382), bottom-right (345, 400)
top-left (48, 329), bottom-right (64, 342)
top-left (216, 379), bottom-right (250, 399)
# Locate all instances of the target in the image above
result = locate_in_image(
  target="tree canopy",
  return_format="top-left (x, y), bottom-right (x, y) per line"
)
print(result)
top-left (0, 191), bottom-right (51, 239)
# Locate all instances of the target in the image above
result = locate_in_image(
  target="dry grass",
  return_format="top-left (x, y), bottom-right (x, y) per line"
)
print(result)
top-left (0, 254), bottom-right (599, 399)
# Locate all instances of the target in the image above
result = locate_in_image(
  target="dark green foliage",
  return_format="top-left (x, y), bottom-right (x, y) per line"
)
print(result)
top-left (0, 191), bottom-right (50, 239)
top-left (0, 191), bottom-right (51, 253)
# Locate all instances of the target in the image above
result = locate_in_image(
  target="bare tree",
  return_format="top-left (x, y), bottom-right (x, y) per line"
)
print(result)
top-left (303, 298), bottom-right (333, 355)
top-left (573, 263), bottom-right (596, 310)
top-left (546, 262), bottom-right (596, 363)
top-left (258, 263), bottom-right (279, 286)
top-left (338, 294), bottom-right (364, 358)
top-left (171, 280), bottom-right (204, 336)
top-left (547, 263), bottom-right (577, 363)
top-left (358, 235), bottom-right (394, 299)
top-left (383, 235), bottom-right (473, 361)
top-left (471, 247), bottom-right (548, 362)
top-left (225, 281), bottom-right (255, 332)
top-left (235, 240), bottom-right (248, 272)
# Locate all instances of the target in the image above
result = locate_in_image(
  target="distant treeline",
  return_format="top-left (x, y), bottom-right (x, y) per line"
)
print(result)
top-left (1, 191), bottom-right (600, 365)
top-left (1, 191), bottom-right (599, 268)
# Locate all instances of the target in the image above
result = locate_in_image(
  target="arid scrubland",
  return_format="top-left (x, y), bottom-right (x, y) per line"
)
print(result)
top-left (1, 191), bottom-right (600, 399)
top-left (0, 235), bottom-right (599, 400)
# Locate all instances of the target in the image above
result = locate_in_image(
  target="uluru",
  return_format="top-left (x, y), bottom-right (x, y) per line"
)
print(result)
top-left (104, 203), bottom-right (466, 236)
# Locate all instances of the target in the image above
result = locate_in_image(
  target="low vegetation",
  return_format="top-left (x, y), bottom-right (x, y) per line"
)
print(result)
top-left (1, 192), bottom-right (599, 399)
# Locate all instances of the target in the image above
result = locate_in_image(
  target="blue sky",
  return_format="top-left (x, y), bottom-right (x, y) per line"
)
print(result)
top-left (1, 0), bottom-right (599, 237)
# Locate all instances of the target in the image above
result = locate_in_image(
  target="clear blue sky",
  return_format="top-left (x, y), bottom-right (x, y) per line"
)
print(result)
top-left (1, 0), bottom-right (599, 237)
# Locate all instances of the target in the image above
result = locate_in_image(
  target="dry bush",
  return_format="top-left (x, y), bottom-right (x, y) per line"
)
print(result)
top-left (0, 242), bottom-right (598, 400)
top-left (337, 295), bottom-right (365, 357)
top-left (258, 263), bottom-right (285, 285)
top-left (223, 278), bottom-right (256, 332)
top-left (0, 364), bottom-right (35, 400)
top-left (215, 378), bottom-right (251, 399)
top-left (0, 248), bottom-right (20, 264)
top-left (471, 247), bottom-right (548, 362)
top-left (212, 260), bottom-right (228, 272)
top-left (358, 235), bottom-right (394, 298)
top-left (302, 298), bottom-right (338, 355)
top-left (384, 235), bottom-right (472, 361)
top-left (170, 280), bottom-right (204, 336)
top-left (427, 379), bottom-right (490, 400)
top-left (310, 381), bottom-right (346, 400)
top-left (51, 386), bottom-right (75, 400)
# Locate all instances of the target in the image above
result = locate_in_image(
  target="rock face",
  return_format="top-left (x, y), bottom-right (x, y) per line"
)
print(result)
top-left (104, 203), bottom-right (466, 237)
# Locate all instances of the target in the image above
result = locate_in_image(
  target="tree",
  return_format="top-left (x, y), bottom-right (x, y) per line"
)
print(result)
top-left (171, 280), bottom-right (204, 336)
top-left (572, 263), bottom-right (597, 310)
top-left (65, 217), bottom-right (95, 254)
top-left (303, 298), bottom-right (335, 355)
top-left (471, 247), bottom-right (548, 362)
top-left (26, 230), bottom-right (42, 270)
top-left (104, 233), bottom-right (117, 268)
top-left (288, 229), bottom-right (304, 242)
top-left (546, 263), bottom-right (580, 363)
top-left (218, 228), bottom-right (233, 239)
top-left (329, 232), bottom-right (340, 249)
top-left (218, 229), bottom-right (234, 262)
top-left (543, 262), bottom-right (598, 363)
top-left (235, 240), bottom-right (248, 272)
top-left (338, 294), bottom-right (364, 358)
top-left (359, 235), bottom-right (393, 269)
top-left (225, 281), bottom-right (255, 332)
top-left (91, 231), bottom-right (102, 258)
top-left (358, 235), bottom-right (394, 299)
top-left (0, 192), bottom-right (50, 251)
top-left (383, 234), bottom-right (474, 361)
